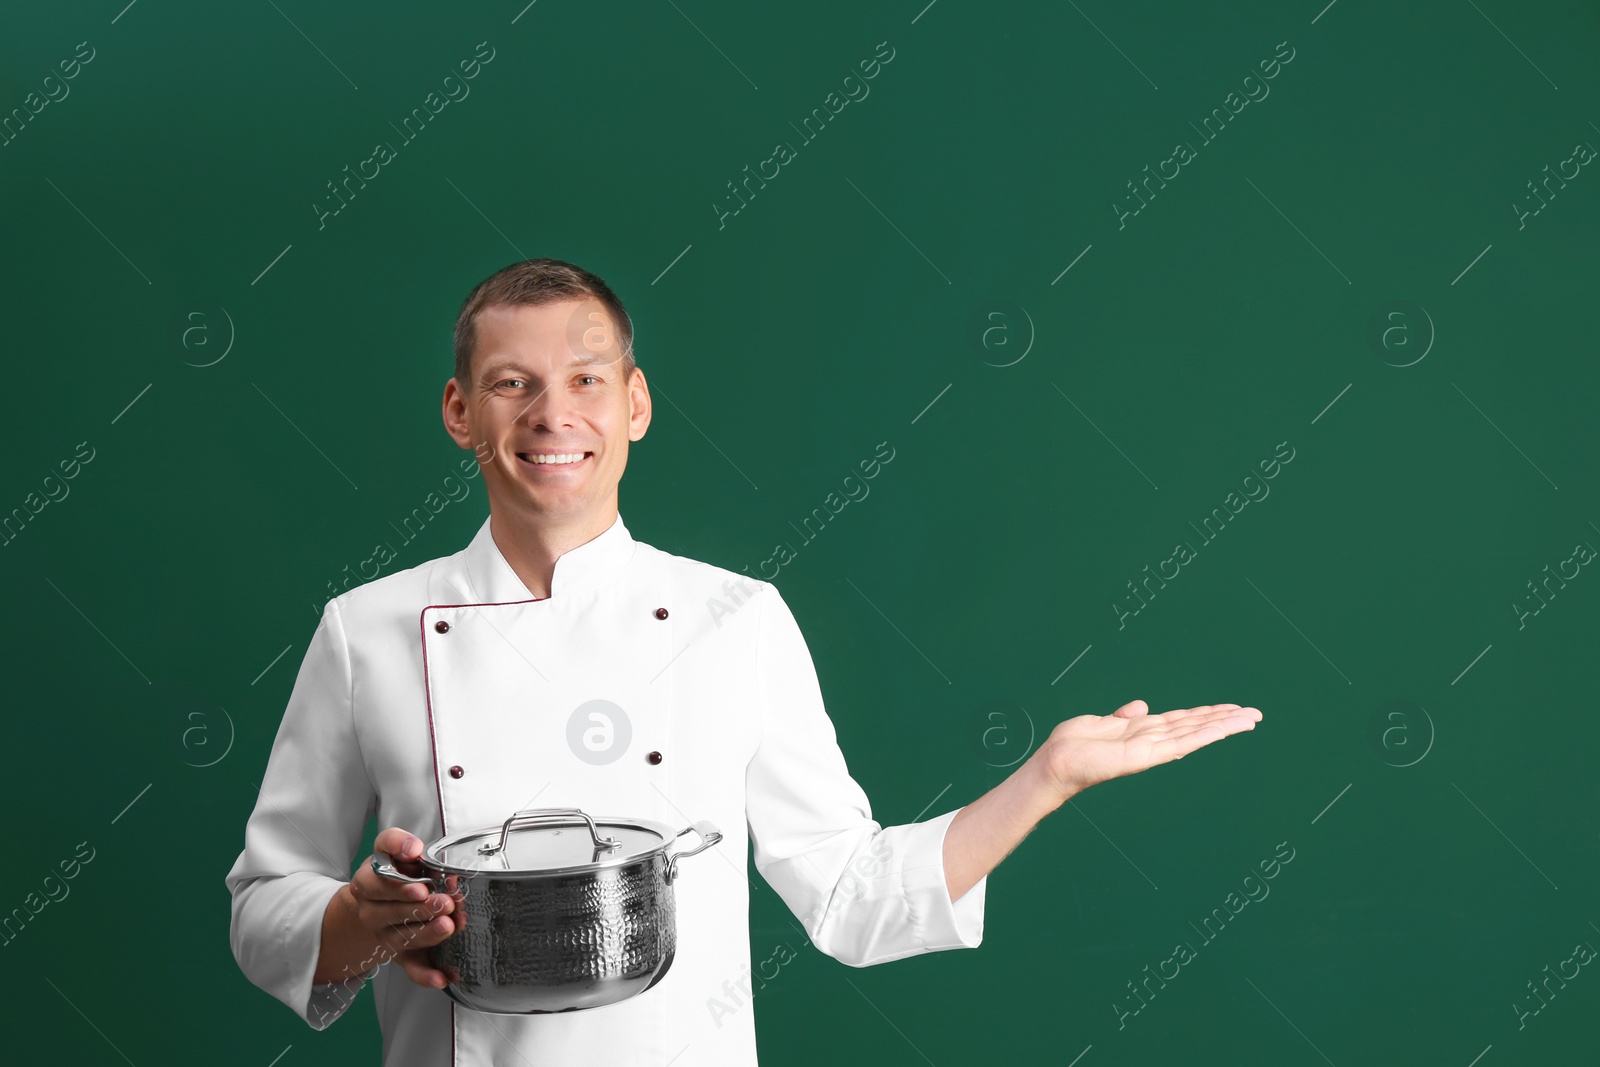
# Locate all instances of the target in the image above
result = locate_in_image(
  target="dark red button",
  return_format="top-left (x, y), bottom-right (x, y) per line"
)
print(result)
top-left (449, 765), bottom-right (464, 778)
top-left (435, 621), bottom-right (450, 634)
top-left (654, 608), bottom-right (669, 620)
top-left (646, 751), bottom-right (662, 765)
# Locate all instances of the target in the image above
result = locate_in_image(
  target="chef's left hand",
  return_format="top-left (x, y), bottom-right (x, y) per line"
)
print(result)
top-left (1033, 700), bottom-right (1262, 800)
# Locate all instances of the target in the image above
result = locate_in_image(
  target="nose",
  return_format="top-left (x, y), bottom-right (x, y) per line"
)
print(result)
top-left (515, 380), bottom-right (577, 431)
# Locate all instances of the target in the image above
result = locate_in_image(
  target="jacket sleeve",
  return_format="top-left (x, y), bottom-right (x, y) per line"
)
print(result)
top-left (745, 584), bottom-right (986, 967)
top-left (224, 597), bottom-right (380, 1029)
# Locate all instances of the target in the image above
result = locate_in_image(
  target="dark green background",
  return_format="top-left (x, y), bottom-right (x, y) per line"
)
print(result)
top-left (3, 1), bottom-right (1596, 1063)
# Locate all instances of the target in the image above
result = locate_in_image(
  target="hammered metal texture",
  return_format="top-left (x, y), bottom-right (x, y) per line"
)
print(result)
top-left (432, 853), bottom-right (677, 1014)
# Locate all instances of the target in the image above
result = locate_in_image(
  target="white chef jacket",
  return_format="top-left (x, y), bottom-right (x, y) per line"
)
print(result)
top-left (225, 513), bottom-right (986, 1066)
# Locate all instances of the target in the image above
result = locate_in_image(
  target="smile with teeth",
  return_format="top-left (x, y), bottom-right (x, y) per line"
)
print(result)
top-left (517, 451), bottom-right (591, 466)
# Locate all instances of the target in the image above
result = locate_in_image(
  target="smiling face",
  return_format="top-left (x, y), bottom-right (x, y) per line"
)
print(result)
top-left (442, 297), bottom-right (650, 530)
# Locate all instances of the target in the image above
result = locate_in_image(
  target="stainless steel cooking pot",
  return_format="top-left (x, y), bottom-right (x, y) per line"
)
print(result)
top-left (371, 806), bottom-right (722, 1015)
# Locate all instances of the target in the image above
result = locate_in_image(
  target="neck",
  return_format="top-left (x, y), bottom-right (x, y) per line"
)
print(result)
top-left (488, 501), bottom-right (618, 599)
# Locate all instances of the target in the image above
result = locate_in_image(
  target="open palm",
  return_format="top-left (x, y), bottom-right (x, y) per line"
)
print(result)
top-left (1039, 700), bottom-right (1262, 798)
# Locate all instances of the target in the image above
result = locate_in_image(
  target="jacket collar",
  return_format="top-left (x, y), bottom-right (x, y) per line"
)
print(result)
top-left (458, 512), bottom-right (636, 604)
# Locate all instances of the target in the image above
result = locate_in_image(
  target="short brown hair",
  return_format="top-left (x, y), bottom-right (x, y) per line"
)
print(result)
top-left (452, 258), bottom-right (635, 390)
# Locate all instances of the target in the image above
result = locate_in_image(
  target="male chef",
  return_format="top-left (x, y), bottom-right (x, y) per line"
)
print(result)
top-left (225, 257), bottom-right (1262, 1065)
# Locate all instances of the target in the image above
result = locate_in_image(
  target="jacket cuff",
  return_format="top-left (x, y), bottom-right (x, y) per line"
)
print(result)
top-left (899, 807), bottom-right (986, 952)
top-left (279, 875), bottom-right (373, 1030)
top-left (304, 970), bottom-right (375, 1031)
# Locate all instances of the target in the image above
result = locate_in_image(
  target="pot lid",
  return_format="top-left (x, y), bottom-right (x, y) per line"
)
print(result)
top-left (428, 808), bottom-right (676, 875)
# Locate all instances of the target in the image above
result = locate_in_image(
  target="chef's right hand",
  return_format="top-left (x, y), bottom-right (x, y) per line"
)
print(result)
top-left (349, 827), bottom-right (460, 990)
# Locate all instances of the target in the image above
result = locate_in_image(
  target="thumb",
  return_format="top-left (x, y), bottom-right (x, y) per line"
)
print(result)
top-left (376, 827), bottom-right (423, 861)
top-left (1113, 699), bottom-right (1148, 719)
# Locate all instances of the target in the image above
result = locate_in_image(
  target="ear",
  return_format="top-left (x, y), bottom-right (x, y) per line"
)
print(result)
top-left (627, 366), bottom-right (652, 442)
top-left (442, 378), bottom-right (474, 450)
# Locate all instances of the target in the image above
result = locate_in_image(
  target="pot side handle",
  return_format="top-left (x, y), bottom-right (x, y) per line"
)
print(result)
top-left (370, 849), bottom-right (434, 885)
top-left (665, 821), bottom-right (723, 885)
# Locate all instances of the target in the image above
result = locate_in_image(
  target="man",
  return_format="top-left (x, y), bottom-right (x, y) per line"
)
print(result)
top-left (225, 258), bottom-right (1262, 1065)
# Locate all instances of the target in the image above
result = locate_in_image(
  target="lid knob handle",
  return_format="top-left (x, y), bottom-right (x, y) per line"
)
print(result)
top-left (476, 806), bottom-right (623, 856)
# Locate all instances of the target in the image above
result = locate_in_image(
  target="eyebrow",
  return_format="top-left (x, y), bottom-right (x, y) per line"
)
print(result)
top-left (478, 352), bottom-right (614, 379)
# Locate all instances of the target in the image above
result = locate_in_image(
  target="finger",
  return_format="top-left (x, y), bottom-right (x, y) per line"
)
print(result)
top-left (358, 894), bottom-right (455, 931)
top-left (1158, 703), bottom-right (1238, 721)
top-left (1190, 706), bottom-right (1261, 730)
top-left (1173, 705), bottom-right (1258, 725)
top-left (1178, 710), bottom-right (1258, 736)
top-left (380, 913), bottom-right (459, 954)
top-left (395, 948), bottom-right (451, 990)
top-left (1128, 708), bottom-right (1249, 738)
top-left (1158, 716), bottom-right (1256, 755)
top-left (352, 862), bottom-right (435, 904)
top-left (374, 826), bottom-right (426, 864)
top-left (1161, 703), bottom-right (1258, 726)
top-left (1112, 699), bottom-right (1149, 719)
